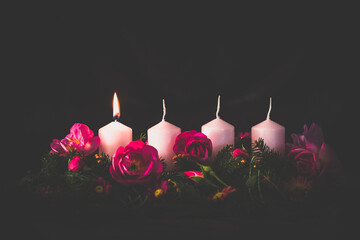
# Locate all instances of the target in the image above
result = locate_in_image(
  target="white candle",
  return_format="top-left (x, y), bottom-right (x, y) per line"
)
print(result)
top-left (147, 99), bottom-right (181, 170)
top-left (201, 95), bottom-right (235, 159)
top-left (251, 97), bottom-right (285, 155)
top-left (98, 92), bottom-right (132, 158)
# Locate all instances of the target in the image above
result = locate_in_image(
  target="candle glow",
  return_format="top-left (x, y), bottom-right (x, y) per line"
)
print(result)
top-left (113, 92), bottom-right (120, 121)
top-left (98, 92), bottom-right (133, 158)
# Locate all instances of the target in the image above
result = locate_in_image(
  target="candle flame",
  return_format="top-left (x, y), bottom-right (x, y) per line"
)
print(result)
top-left (113, 92), bottom-right (120, 121)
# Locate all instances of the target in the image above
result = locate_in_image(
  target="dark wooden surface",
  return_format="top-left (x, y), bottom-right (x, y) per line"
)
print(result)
top-left (2, 175), bottom-right (356, 240)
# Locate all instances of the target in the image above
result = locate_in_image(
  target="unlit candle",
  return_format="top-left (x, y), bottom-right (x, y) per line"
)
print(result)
top-left (147, 99), bottom-right (181, 170)
top-left (251, 97), bottom-right (285, 155)
top-left (201, 95), bottom-right (235, 159)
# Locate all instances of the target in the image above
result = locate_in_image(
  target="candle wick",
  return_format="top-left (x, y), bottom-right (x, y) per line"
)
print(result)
top-left (216, 95), bottom-right (220, 119)
top-left (162, 99), bottom-right (166, 121)
top-left (266, 97), bottom-right (272, 120)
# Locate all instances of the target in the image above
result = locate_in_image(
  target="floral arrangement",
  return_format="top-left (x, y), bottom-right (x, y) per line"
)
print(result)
top-left (18, 122), bottom-right (342, 217)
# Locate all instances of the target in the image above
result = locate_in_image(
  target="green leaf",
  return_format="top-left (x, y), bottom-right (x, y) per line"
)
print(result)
top-left (190, 176), bottom-right (205, 183)
top-left (192, 177), bottom-right (220, 188)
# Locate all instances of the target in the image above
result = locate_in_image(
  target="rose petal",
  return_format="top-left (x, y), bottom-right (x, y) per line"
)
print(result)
top-left (70, 123), bottom-right (94, 145)
top-left (233, 148), bottom-right (249, 159)
top-left (113, 146), bottom-right (126, 160)
top-left (68, 156), bottom-right (85, 172)
top-left (50, 139), bottom-right (69, 156)
top-left (303, 123), bottom-right (324, 147)
top-left (173, 130), bottom-right (197, 154)
top-left (290, 133), bottom-right (306, 147)
top-left (184, 171), bottom-right (204, 178)
top-left (110, 141), bottom-right (162, 186)
top-left (193, 132), bottom-right (209, 139)
top-left (138, 161), bottom-right (154, 179)
top-left (125, 140), bottom-right (146, 152)
top-left (82, 136), bottom-right (100, 155)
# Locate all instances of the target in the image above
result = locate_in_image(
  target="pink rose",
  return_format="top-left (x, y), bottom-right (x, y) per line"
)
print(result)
top-left (287, 123), bottom-right (341, 179)
top-left (232, 148), bottom-right (249, 160)
top-left (173, 130), bottom-right (212, 161)
top-left (109, 141), bottom-right (163, 186)
top-left (50, 123), bottom-right (100, 156)
top-left (68, 156), bottom-right (85, 172)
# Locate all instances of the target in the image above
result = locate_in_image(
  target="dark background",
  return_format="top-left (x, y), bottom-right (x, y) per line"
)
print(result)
top-left (5, 3), bottom-right (357, 183)
top-left (2, 3), bottom-right (358, 239)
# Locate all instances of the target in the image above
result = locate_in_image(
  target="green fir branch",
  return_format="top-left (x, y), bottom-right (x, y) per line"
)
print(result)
top-left (138, 132), bottom-right (147, 142)
top-left (212, 145), bottom-right (250, 188)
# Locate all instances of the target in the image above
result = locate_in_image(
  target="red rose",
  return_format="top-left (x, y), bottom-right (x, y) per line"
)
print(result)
top-left (109, 140), bottom-right (162, 186)
top-left (173, 130), bottom-right (212, 161)
top-left (288, 147), bottom-right (321, 177)
top-left (287, 123), bottom-right (341, 180)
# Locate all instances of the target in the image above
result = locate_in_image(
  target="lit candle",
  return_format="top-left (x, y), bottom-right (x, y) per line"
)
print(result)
top-left (147, 99), bottom-right (181, 170)
top-left (251, 97), bottom-right (285, 155)
top-left (98, 92), bottom-right (133, 158)
top-left (201, 95), bottom-right (235, 159)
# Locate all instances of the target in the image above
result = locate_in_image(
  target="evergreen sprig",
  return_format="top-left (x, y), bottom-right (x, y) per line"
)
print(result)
top-left (252, 138), bottom-right (295, 181)
top-left (41, 153), bottom-right (68, 177)
top-left (173, 154), bottom-right (201, 171)
top-left (16, 132), bottom-right (338, 217)
top-left (212, 145), bottom-right (249, 187)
